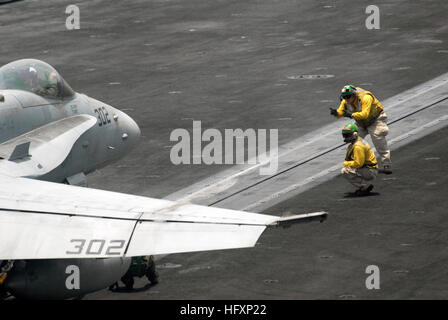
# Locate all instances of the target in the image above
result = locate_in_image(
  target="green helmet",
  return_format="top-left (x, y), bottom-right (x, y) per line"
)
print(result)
top-left (342, 123), bottom-right (358, 143)
top-left (340, 84), bottom-right (357, 100)
top-left (342, 122), bottom-right (358, 133)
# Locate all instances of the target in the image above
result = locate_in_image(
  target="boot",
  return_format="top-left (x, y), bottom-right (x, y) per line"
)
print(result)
top-left (379, 165), bottom-right (392, 174)
top-left (355, 184), bottom-right (374, 196)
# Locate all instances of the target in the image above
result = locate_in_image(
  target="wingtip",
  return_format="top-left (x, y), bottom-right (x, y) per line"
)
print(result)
top-left (268, 211), bottom-right (328, 228)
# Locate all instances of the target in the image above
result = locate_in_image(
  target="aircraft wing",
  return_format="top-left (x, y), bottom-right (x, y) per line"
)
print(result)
top-left (0, 174), bottom-right (327, 260)
top-left (0, 115), bottom-right (97, 178)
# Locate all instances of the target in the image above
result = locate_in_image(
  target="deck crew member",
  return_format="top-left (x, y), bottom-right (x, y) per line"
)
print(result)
top-left (341, 123), bottom-right (378, 196)
top-left (330, 85), bottom-right (392, 174)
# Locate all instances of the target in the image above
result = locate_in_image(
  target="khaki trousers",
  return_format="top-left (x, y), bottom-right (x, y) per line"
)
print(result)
top-left (357, 113), bottom-right (392, 168)
top-left (341, 166), bottom-right (378, 189)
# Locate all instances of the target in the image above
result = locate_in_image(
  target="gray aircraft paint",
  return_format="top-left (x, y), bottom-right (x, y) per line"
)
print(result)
top-left (0, 91), bottom-right (140, 184)
top-left (5, 258), bottom-right (131, 300)
top-left (0, 59), bottom-right (140, 299)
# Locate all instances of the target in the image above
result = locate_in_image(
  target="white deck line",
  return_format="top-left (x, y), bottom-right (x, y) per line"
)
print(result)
top-left (165, 73), bottom-right (448, 211)
top-left (241, 113), bottom-right (448, 212)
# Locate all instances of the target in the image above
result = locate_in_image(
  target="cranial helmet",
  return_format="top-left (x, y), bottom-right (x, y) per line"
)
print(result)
top-left (340, 84), bottom-right (357, 100)
top-left (342, 122), bottom-right (358, 143)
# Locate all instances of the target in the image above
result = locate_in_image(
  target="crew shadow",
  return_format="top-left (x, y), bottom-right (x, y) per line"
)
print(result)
top-left (343, 191), bottom-right (381, 198)
top-left (108, 282), bottom-right (156, 293)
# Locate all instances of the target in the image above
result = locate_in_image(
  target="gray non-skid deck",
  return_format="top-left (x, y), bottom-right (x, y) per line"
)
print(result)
top-left (167, 74), bottom-right (448, 212)
top-left (87, 125), bottom-right (448, 299)
top-left (2, 0), bottom-right (448, 300)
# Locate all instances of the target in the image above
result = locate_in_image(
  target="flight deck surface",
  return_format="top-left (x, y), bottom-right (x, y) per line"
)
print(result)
top-left (1, 0), bottom-right (447, 300)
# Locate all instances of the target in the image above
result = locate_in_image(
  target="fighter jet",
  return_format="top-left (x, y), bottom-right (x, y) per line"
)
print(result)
top-left (0, 59), bottom-right (327, 299)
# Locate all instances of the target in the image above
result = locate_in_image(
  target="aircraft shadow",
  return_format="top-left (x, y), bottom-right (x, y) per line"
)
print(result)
top-left (109, 283), bottom-right (156, 293)
top-left (343, 191), bottom-right (381, 198)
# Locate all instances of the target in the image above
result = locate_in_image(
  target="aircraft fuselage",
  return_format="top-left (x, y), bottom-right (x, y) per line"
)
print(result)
top-left (0, 89), bottom-right (140, 184)
top-left (0, 59), bottom-right (141, 299)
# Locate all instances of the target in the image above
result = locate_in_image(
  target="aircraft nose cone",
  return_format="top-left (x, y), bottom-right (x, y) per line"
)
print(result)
top-left (126, 113), bottom-right (141, 140)
top-left (119, 110), bottom-right (141, 148)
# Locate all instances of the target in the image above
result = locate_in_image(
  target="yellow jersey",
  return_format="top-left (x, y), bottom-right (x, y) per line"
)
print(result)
top-left (344, 137), bottom-right (378, 169)
top-left (336, 87), bottom-right (384, 128)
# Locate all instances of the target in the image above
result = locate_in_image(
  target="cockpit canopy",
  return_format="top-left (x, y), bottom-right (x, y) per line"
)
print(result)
top-left (0, 59), bottom-right (75, 99)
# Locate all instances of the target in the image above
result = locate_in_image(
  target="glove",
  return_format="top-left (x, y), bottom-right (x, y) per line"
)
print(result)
top-left (329, 108), bottom-right (338, 116)
top-left (342, 110), bottom-right (353, 118)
